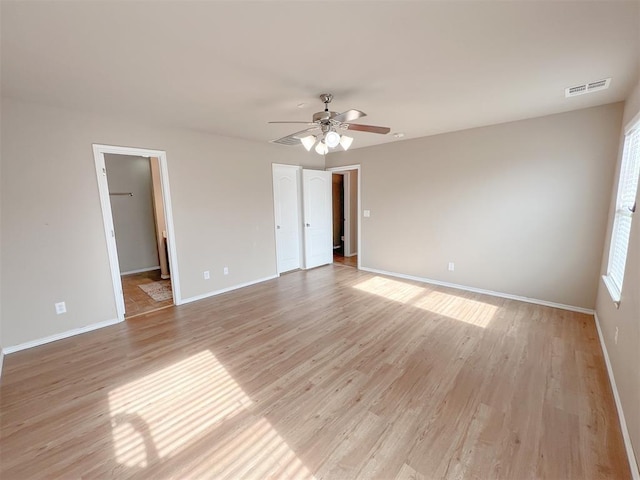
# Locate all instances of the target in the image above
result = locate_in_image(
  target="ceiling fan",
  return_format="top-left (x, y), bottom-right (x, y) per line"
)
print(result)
top-left (269, 93), bottom-right (391, 154)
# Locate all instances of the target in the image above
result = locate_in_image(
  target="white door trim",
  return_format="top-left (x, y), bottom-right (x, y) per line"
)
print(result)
top-left (326, 165), bottom-right (361, 269)
top-left (92, 144), bottom-right (181, 322)
top-left (342, 171), bottom-right (351, 256)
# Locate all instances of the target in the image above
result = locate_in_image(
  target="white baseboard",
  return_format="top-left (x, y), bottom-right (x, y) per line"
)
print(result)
top-left (0, 349), bottom-right (4, 380)
top-left (345, 252), bottom-right (358, 257)
top-left (359, 267), bottom-right (594, 315)
top-left (3, 317), bottom-right (122, 355)
top-left (593, 313), bottom-right (640, 480)
top-left (179, 275), bottom-right (279, 305)
top-left (121, 266), bottom-right (161, 275)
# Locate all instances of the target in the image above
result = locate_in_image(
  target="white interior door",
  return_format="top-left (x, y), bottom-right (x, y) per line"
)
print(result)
top-left (273, 164), bottom-right (302, 273)
top-left (94, 152), bottom-right (126, 319)
top-left (303, 169), bottom-right (333, 269)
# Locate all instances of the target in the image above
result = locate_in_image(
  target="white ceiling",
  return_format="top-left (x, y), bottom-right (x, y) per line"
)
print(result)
top-left (2, 1), bottom-right (639, 150)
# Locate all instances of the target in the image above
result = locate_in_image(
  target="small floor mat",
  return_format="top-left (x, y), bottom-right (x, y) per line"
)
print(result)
top-left (138, 281), bottom-right (173, 302)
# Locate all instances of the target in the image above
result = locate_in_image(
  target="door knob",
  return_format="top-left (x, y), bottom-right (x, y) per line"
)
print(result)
top-left (277, 225), bottom-right (281, 229)
top-left (306, 223), bottom-right (310, 227)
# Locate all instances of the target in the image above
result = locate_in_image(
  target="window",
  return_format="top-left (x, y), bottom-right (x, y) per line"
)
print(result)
top-left (603, 118), bottom-right (640, 303)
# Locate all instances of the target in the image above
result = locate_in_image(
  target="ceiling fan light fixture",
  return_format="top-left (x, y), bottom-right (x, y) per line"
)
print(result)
top-left (300, 135), bottom-right (316, 151)
top-left (340, 135), bottom-right (354, 151)
top-left (315, 141), bottom-right (328, 155)
top-left (325, 130), bottom-right (341, 148)
top-left (270, 93), bottom-right (390, 153)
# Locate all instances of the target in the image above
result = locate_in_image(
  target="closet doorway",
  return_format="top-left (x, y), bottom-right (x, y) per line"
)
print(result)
top-left (272, 165), bottom-right (333, 273)
top-left (94, 145), bottom-right (180, 321)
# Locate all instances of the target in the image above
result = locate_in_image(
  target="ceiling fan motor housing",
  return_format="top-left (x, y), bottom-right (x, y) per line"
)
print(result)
top-left (313, 110), bottom-right (338, 123)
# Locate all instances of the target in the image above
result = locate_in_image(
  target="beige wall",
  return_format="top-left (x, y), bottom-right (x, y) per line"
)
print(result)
top-left (0, 98), bottom-right (3, 372)
top-left (0, 97), bottom-right (321, 348)
top-left (104, 154), bottom-right (159, 273)
top-left (327, 103), bottom-right (623, 309)
top-left (595, 79), bottom-right (640, 468)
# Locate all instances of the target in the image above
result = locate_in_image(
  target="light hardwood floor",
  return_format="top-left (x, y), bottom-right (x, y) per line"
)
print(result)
top-left (0, 266), bottom-right (629, 479)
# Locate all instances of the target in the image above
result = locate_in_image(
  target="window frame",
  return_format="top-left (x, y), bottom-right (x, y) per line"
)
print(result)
top-left (603, 114), bottom-right (640, 304)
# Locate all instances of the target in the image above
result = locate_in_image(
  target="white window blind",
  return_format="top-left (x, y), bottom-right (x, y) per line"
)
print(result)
top-left (604, 122), bottom-right (640, 302)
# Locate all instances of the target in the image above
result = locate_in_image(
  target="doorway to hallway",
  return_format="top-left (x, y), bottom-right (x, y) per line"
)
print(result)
top-left (328, 165), bottom-right (360, 269)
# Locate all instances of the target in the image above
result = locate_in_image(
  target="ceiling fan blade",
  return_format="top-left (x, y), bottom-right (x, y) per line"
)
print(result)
top-left (333, 109), bottom-right (366, 123)
top-left (345, 123), bottom-right (391, 135)
top-left (268, 121), bottom-right (316, 125)
top-left (271, 127), bottom-right (320, 146)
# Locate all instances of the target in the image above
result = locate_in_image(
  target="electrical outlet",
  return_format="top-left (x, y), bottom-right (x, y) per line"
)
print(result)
top-left (448, 262), bottom-right (455, 272)
top-left (55, 302), bottom-right (66, 314)
top-left (223, 267), bottom-right (229, 275)
top-left (615, 327), bottom-right (619, 345)
top-left (203, 271), bottom-right (210, 280)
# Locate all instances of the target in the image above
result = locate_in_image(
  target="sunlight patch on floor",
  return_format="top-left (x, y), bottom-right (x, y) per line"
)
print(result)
top-left (413, 290), bottom-right (497, 328)
top-left (353, 276), bottom-right (426, 304)
top-left (108, 350), bottom-right (315, 478)
top-left (198, 417), bottom-right (316, 479)
top-left (353, 276), bottom-right (497, 328)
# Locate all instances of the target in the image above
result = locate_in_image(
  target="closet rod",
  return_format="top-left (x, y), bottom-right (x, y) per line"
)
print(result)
top-left (110, 192), bottom-right (133, 196)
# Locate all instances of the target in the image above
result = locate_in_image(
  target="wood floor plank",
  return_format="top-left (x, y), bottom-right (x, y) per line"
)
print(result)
top-left (0, 265), bottom-right (630, 479)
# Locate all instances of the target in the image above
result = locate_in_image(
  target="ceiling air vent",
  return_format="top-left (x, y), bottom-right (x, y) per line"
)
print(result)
top-left (271, 136), bottom-right (301, 146)
top-left (565, 78), bottom-right (611, 98)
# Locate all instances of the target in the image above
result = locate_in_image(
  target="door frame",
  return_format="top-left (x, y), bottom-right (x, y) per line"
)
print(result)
top-left (326, 165), bottom-right (361, 269)
top-left (93, 144), bottom-right (181, 321)
top-left (331, 171), bottom-right (352, 257)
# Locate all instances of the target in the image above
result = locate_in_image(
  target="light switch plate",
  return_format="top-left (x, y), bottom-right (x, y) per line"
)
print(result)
top-left (55, 302), bottom-right (66, 314)
top-left (363, 210), bottom-right (371, 217)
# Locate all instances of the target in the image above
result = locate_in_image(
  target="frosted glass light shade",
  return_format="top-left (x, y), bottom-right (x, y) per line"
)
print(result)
top-left (340, 135), bottom-right (354, 151)
top-left (300, 135), bottom-right (316, 151)
top-left (315, 141), bottom-right (328, 155)
top-left (325, 131), bottom-right (341, 148)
